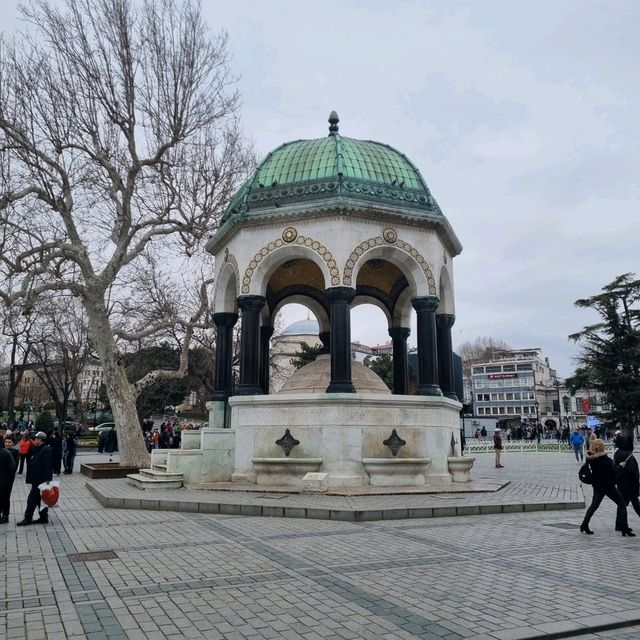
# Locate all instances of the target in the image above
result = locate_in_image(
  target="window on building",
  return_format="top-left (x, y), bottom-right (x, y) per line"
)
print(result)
top-left (477, 408), bottom-right (484, 415)
top-left (505, 393), bottom-right (513, 401)
top-left (473, 366), bottom-right (485, 374)
top-left (502, 365), bottom-right (515, 372)
top-left (492, 407), bottom-right (498, 415)
top-left (486, 366), bottom-right (501, 373)
top-left (477, 394), bottom-right (483, 401)
top-left (491, 393), bottom-right (498, 401)
top-left (499, 407), bottom-right (506, 414)
top-left (517, 364), bottom-right (533, 371)
top-left (483, 394), bottom-right (490, 401)
top-left (523, 406), bottom-right (529, 414)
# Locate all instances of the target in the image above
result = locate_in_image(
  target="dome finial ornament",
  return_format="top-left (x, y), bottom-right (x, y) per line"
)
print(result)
top-left (328, 110), bottom-right (339, 136)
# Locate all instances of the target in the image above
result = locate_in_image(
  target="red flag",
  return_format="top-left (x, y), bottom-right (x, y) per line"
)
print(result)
top-left (581, 397), bottom-right (591, 413)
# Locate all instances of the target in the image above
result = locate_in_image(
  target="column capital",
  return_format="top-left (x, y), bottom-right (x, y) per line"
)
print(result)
top-left (389, 326), bottom-right (411, 341)
top-left (212, 312), bottom-right (238, 328)
top-left (412, 295), bottom-right (439, 312)
top-left (237, 295), bottom-right (266, 312)
top-left (435, 313), bottom-right (456, 329)
top-left (325, 286), bottom-right (356, 305)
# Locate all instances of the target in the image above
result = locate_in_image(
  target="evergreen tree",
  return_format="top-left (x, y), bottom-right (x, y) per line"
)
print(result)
top-left (290, 342), bottom-right (322, 369)
top-left (368, 354), bottom-right (394, 391)
top-left (566, 273), bottom-right (640, 439)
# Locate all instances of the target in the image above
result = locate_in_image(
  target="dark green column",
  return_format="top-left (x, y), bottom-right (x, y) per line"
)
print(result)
top-left (325, 287), bottom-right (356, 393)
top-left (237, 295), bottom-right (266, 396)
top-left (436, 314), bottom-right (458, 400)
top-left (388, 326), bottom-right (410, 395)
top-left (259, 325), bottom-right (274, 394)
top-left (412, 296), bottom-right (442, 396)
top-left (211, 312), bottom-right (238, 401)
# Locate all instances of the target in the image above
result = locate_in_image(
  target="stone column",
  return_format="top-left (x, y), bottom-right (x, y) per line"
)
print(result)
top-left (211, 312), bottom-right (238, 401)
top-left (388, 326), bottom-right (410, 395)
top-left (325, 287), bottom-right (356, 393)
top-left (236, 295), bottom-right (266, 396)
top-left (436, 314), bottom-right (458, 400)
top-left (412, 296), bottom-right (442, 396)
top-left (259, 325), bottom-right (274, 394)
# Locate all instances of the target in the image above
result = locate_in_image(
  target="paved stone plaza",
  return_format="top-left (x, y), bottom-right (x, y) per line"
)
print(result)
top-left (2, 451), bottom-right (640, 640)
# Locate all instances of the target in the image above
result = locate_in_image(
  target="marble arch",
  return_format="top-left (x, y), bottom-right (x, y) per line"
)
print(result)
top-left (241, 235), bottom-right (339, 296)
top-left (213, 253), bottom-right (240, 314)
top-left (343, 236), bottom-right (436, 297)
top-left (438, 266), bottom-right (455, 315)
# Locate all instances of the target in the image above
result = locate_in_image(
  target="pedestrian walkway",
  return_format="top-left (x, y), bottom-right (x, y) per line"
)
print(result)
top-left (2, 451), bottom-right (639, 640)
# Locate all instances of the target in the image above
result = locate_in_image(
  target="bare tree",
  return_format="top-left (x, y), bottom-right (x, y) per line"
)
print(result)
top-left (457, 336), bottom-right (511, 377)
top-left (1, 300), bottom-right (36, 428)
top-left (0, 0), bottom-right (252, 465)
top-left (29, 296), bottom-right (94, 432)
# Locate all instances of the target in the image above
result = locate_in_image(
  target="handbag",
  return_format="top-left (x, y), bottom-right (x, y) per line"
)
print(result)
top-left (578, 462), bottom-right (593, 485)
top-left (38, 480), bottom-right (60, 508)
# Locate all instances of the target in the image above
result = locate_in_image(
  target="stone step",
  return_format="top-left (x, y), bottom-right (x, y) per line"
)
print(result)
top-left (139, 468), bottom-right (183, 481)
top-left (152, 463), bottom-right (167, 471)
top-left (126, 473), bottom-right (183, 490)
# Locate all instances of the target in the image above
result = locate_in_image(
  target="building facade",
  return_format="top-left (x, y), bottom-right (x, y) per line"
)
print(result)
top-left (470, 348), bottom-right (552, 427)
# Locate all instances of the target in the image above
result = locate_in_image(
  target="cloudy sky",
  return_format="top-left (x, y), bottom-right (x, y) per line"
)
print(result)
top-left (2, 1), bottom-right (638, 377)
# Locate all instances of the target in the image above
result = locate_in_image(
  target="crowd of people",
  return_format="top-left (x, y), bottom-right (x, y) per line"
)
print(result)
top-left (1, 428), bottom-right (57, 526)
top-left (580, 431), bottom-right (639, 537)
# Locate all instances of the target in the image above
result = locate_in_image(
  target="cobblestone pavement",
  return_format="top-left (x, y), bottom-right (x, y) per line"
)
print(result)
top-left (1, 451), bottom-right (639, 640)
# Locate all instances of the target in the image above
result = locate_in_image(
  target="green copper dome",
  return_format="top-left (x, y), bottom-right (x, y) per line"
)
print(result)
top-left (222, 112), bottom-right (443, 223)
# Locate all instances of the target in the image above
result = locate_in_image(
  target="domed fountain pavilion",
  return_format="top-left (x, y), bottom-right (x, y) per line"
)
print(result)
top-left (154, 113), bottom-right (473, 489)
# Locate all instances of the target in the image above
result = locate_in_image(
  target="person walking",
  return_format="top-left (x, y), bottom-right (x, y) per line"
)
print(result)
top-left (493, 428), bottom-right (504, 468)
top-left (17, 432), bottom-right (33, 475)
top-left (613, 436), bottom-right (640, 524)
top-left (580, 438), bottom-right (634, 536)
top-left (17, 432), bottom-right (53, 526)
top-left (63, 432), bottom-right (77, 474)
top-left (0, 437), bottom-right (18, 524)
top-left (49, 431), bottom-right (63, 476)
top-left (570, 427), bottom-right (585, 462)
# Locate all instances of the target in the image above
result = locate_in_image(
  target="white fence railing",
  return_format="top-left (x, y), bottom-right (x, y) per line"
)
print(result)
top-left (463, 440), bottom-right (614, 454)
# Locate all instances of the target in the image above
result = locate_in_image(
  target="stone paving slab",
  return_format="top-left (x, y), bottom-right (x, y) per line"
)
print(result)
top-left (86, 478), bottom-right (585, 521)
top-left (85, 452), bottom-right (585, 521)
top-left (2, 450), bottom-right (639, 640)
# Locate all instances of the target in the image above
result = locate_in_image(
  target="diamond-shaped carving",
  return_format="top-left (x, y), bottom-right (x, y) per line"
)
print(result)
top-left (383, 429), bottom-right (406, 457)
top-left (276, 429), bottom-right (300, 457)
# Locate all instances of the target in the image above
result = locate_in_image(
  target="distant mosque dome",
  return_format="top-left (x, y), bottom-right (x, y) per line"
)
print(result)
top-left (279, 317), bottom-right (319, 337)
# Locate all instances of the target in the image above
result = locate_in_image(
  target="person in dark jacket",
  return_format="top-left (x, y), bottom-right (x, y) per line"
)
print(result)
top-left (49, 432), bottom-right (63, 476)
top-left (614, 436), bottom-right (640, 523)
top-left (17, 431), bottom-right (53, 526)
top-left (493, 428), bottom-right (504, 468)
top-left (63, 433), bottom-right (77, 474)
top-left (0, 437), bottom-right (18, 523)
top-left (580, 438), bottom-right (634, 536)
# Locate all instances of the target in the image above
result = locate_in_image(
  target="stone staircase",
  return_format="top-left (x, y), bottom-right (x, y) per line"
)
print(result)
top-left (126, 462), bottom-right (184, 490)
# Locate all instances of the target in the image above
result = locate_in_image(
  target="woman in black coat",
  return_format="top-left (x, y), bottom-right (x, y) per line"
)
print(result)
top-left (49, 432), bottom-right (63, 476)
top-left (614, 437), bottom-right (640, 522)
top-left (580, 439), bottom-right (634, 536)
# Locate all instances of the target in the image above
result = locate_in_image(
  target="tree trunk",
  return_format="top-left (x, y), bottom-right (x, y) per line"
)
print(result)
top-left (85, 296), bottom-right (150, 468)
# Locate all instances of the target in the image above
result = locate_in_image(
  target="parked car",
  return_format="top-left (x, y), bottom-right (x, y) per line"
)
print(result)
top-left (90, 422), bottom-right (116, 433)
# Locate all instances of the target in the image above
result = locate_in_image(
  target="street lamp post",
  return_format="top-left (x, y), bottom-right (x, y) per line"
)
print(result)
top-left (554, 380), bottom-right (562, 434)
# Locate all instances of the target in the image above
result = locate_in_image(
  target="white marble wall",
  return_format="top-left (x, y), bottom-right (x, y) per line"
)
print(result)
top-left (229, 393), bottom-right (461, 486)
